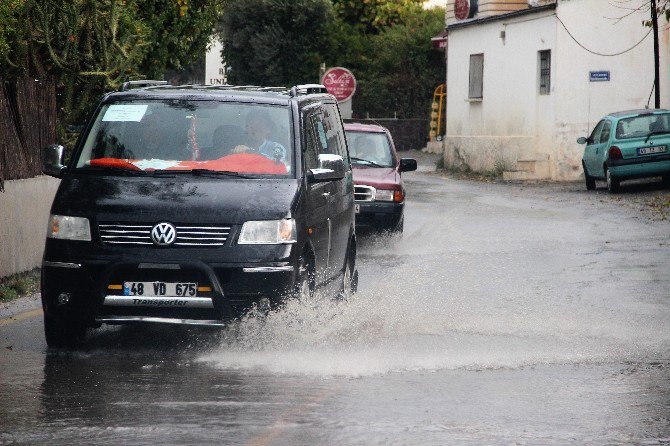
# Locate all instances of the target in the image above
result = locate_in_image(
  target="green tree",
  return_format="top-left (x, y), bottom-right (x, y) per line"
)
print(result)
top-left (329, 6), bottom-right (445, 119)
top-left (0, 0), bottom-right (26, 71)
top-left (219, 0), bottom-right (335, 86)
top-left (0, 1), bottom-right (151, 125)
top-left (137, 0), bottom-right (222, 79)
top-left (0, 0), bottom-right (223, 128)
top-left (332, 0), bottom-right (425, 33)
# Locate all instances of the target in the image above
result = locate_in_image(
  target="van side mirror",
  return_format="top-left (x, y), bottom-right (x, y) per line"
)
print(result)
top-left (577, 137), bottom-right (588, 145)
top-left (42, 144), bottom-right (66, 178)
top-left (399, 158), bottom-right (417, 172)
top-left (308, 154), bottom-right (345, 183)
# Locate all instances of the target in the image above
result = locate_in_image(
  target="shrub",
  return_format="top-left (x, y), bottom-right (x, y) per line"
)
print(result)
top-left (0, 285), bottom-right (18, 302)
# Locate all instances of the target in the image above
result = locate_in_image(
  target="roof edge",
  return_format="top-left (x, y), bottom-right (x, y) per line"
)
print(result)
top-left (447, 3), bottom-right (557, 31)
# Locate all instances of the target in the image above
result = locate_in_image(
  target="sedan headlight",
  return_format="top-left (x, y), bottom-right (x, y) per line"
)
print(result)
top-left (374, 189), bottom-right (395, 202)
top-left (47, 215), bottom-right (91, 241)
top-left (239, 219), bottom-right (297, 244)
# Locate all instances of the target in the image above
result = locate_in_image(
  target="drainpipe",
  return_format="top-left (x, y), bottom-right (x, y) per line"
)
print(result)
top-left (651, 0), bottom-right (661, 108)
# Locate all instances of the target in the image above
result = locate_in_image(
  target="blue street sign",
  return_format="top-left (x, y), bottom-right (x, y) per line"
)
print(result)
top-left (589, 71), bottom-right (610, 82)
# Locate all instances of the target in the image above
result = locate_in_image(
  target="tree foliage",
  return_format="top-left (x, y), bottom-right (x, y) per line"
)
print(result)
top-left (332, 0), bottom-right (425, 33)
top-left (330, 6), bottom-right (445, 119)
top-left (0, 0), bottom-right (222, 127)
top-left (137, 0), bottom-right (223, 79)
top-left (218, 0), bottom-right (445, 119)
top-left (219, 0), bottom-right (335, 86)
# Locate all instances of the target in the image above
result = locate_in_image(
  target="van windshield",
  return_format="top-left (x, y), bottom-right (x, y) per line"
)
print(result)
top-left (76, 100), bottom-right (293, 177)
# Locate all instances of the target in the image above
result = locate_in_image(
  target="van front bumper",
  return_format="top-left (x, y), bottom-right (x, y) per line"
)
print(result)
top-left (355, 201), bottom-right (404, 230)
top-left (41, 249), bottom-right (299, 326)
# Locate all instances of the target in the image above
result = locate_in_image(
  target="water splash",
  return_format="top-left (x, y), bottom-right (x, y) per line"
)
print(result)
top-left (200, 228), bottom-right (670, 377)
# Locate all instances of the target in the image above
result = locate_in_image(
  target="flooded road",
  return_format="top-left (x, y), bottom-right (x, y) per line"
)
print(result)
top-left (2, 170), bottom-right (670, 445)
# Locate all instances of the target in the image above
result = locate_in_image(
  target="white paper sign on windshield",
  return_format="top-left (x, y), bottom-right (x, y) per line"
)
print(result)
top-left (102, 104), bottom-right (148, 122)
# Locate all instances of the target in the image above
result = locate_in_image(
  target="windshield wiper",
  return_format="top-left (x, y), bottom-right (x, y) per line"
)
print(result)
top-left (152, 168), bottom-right (250, 179)
top-left (77, 166), bottom-right (146, 176)
top-left (644, 130), bottom-right (670, 143)
top-left (351, 157), bottom-right (384, 168)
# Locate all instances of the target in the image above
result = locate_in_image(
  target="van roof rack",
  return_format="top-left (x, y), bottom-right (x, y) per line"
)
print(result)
top-left (120, 80), bottom-right (168, 91)
top-left (289, 84), bottom-right (329, 97)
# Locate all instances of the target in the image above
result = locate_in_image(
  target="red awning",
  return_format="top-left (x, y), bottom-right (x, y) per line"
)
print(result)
top-left (431, 30), bottom-right (448, 50)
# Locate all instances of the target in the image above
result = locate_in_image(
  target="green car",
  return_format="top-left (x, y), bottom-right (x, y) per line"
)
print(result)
top-left (579, 109), bottom-right (670, 193)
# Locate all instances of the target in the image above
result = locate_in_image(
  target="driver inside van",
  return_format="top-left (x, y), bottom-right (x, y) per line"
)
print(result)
top-left (232, 112), bottom-right (288, 169)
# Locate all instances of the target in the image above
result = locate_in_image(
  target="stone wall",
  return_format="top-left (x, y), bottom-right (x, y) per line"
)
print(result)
top-left (0, 176), bottom-right (60, 278)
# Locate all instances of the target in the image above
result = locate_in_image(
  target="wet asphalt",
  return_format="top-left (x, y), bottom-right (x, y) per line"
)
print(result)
top-left (1, 162), bottom-right (669, 445)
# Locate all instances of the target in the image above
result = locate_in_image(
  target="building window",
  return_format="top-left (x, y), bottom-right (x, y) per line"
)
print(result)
top-left (469, 54), bottom-right (484, 100)
top-left (539, 50), bottom-right (551, 95)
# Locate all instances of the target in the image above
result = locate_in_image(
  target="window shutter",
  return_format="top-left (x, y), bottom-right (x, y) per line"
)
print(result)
top-left (469, 54), bottom-right (484, 99)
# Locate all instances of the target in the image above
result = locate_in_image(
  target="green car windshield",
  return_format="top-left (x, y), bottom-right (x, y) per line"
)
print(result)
top-left (76, 100), bottom-right (293, 177)
top-left (615, 113), bottom-right (670, 140)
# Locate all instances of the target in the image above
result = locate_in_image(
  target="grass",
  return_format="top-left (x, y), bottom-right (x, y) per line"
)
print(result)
top-left (0, 268), bottom-right (40, 303)
top-left (647, 194), bottom-right (670, 220)
top-left (436, 155), bottom-right (512, 181)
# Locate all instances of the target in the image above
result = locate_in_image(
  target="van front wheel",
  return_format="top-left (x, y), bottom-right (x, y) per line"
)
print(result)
top-left (44, 313), bottom-right (86, 349)
top-left (338, 251), bottom-right (357, 300)
top-left (294, 257), bottom-right (314, 301)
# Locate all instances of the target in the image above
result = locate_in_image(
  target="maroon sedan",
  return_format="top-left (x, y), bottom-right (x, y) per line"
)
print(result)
top-left (344, 123), bottom-right (417, 234)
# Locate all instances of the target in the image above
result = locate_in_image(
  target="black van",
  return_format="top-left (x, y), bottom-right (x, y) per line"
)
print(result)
top-left (40, 82), bottom-right (357, 347)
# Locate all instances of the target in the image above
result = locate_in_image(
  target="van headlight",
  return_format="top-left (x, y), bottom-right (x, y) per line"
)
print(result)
top-left (239, 219), bottom-right (297, 244)
top-left (47, 215), bottom-right (92, 241)
top-left (374, 189), bottom-right (394, 202)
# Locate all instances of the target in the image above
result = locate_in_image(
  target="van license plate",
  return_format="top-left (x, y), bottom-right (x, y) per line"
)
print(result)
top-left (355, 204), bottom-right (360, 214)
top-left (123, 282), bottom-right (197, 297)
top-left (638, 145), bottom-right (667, 155)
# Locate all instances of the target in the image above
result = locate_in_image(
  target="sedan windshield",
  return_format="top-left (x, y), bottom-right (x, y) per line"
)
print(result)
top-left (346, 131), bottom-right (394, 167)
top-left (615, 113), bottom-right (670, 140)
top-left (76, 100), bottom-right (293, 177)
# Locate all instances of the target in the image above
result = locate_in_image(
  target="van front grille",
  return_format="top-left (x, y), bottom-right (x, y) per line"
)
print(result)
top-left (98, 223), bottom-right (231, 247)
top-left (354, 185), bottom-right (376, 202)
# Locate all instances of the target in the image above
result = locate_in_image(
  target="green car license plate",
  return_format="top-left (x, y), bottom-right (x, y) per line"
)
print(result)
top-left (637, 145), bottom-right (667, 156)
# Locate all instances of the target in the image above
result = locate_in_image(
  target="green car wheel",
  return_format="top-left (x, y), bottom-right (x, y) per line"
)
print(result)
top-left (606, 168), bottom-right (620, 193)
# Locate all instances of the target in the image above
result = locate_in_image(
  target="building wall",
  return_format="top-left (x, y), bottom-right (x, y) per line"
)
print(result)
top-left (445, 0), bottom-right (670, 180)
top-left (552, 0), bottom-right (670, 179)
top-left (0, 176), bottom-right (60, 278)
top-left (205, 36), bottom-right (227, 85)
top-left (445, 11), bottom-right (557, 172)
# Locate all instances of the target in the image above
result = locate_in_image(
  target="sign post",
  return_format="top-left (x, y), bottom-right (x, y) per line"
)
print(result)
top-left (321, 67), bottom-right (356, 119)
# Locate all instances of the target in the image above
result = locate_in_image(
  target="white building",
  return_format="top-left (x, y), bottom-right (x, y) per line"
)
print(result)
top-left (205, 36), bottom-right (227, 85)
top-left (443, 0), bottom-right (670, 180)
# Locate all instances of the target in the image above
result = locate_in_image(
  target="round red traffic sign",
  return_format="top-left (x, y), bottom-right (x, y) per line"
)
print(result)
top-left (454, 0), bottom-right (476, 20)
top-left (321, 67), bottom-right (356, 102)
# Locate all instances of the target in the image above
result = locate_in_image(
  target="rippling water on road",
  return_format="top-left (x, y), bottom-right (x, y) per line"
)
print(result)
top-left (200, 175), bottom-right (670, 381)
top-left (2, 172), bottom-right (670, 445)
